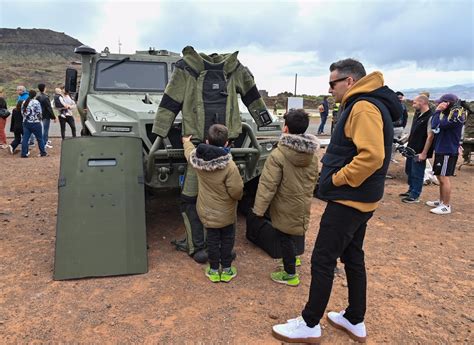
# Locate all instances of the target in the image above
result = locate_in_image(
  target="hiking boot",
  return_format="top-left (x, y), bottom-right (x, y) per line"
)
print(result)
top-left (399, 191), bottom-right (410, 197)
top-left (430, 204), bottom-right (451, 215)
top-left (272, 316), bottom-right (321, 344)
top-left (192, 249), bottom-right (208, 264)
top-left (425, 200), bottom-right (441, 207)
top-left (271, 270), bottom-right (300, 286)
top-left (402, 196), bottom-right (420, 203)
top-left (278, 256), bottom-right (302, 268)
top-left (220, 266), bottom-right (237, 283)
top-left (205, 266), bottom-right (220, 283)
top-left (327, 310), bottom-right (367, 343)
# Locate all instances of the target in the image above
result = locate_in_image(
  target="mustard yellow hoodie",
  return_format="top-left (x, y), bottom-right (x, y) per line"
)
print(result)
top-left (331, 72), bottom-right (386, 212)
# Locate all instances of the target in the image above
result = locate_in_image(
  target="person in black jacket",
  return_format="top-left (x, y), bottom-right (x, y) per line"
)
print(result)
top-left (399, 95), bottom-right (434, 203)
top-left (0, 88), bottom-right (8, 148)
top-left (36, 83), bottom-right (56, 149)
top-left (8, 101), bottom-right (24, 154)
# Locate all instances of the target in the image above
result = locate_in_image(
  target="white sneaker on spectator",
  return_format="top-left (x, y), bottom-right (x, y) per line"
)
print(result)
top-left (47, 140), bottom-right (52, 144)
top-left (45, 144), bottom-right (53, 149)
top-left (272, 316), bottom-right (321, 343)
top-left (1, 144), bottom-right (8, 149)
top-left (425, 200), bottom-right (441, 207)
top-left (327, 310), bottom-right (367, 343)
top-left (430, 204), bottom-right (451, 215)
top-left (8, 145), bottom-right (14, 154)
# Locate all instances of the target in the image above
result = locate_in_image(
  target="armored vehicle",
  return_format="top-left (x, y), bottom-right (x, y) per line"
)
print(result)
top-left (54, 45), bottom-right (281, 280)
top-left (70, 45), bottom-right (281, 189)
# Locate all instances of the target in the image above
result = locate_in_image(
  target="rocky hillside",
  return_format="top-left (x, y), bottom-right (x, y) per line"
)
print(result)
top-left (0, 28), bottom-right (83, 102)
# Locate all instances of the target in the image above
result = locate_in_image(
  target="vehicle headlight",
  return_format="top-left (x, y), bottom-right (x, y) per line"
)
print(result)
top-left (102, 125), bottom-right (132, 132)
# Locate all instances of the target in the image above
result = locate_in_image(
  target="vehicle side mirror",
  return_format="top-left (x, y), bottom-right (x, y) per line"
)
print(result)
top-left (65, 68), bottom-right (78, 93)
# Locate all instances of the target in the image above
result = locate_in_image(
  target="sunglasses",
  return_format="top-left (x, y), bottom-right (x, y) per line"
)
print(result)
top-left (329, 76), bottom-right (349, 89)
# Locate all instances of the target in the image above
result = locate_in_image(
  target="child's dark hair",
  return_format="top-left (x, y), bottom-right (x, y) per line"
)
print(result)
top-left (284, 108), bottom-right (309, 134)
top-left (38, 83), bottom-right (46, 93)
top-left (208, 124), bottom-right (228, 147)
top-left (22, 89), bottom-right (37, 113)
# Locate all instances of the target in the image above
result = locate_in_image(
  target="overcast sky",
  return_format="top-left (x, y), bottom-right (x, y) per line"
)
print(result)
top-left (1, 0), bottom-right (473, 95)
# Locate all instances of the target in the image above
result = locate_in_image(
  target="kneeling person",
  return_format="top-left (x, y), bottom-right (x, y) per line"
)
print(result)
top-left (183, 125), bottom-right (243, 282)
top-left (253, 109), bottom-right (319, 286)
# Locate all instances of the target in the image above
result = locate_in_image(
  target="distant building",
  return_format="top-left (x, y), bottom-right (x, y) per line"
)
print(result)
top-left (259, 89), bottom-right (269, 97)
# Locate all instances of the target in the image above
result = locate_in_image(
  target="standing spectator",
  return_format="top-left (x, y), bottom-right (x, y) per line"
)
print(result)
top-left (426, 94), bottom-right (463, 215)
top-left (21, 90), bottom-right (47, 158)
top-left (0, 87), bottom-right (8, 148)
top-left (16, 85), bottom-right (29, 102)
top-left (331, 101), bottom-right (340, 134)
top-left (400, 95), bottom-right (434, 203)
top-left (8, 101), bottom-right (24, 154)
top-left (36, 83), bottom-right (56, 149)
top-left (17, 85), bottom-right (35, 146)
top-left (272, 59), bottom-right (401, 343)
top-left (317, 96), bottom-right (329, 135)
top-left (252, 109), bottom-right (319, 287)
top-left (391, 91), bottom-right (409, 162)
top-left (57, 88), bottom-right (77, 139)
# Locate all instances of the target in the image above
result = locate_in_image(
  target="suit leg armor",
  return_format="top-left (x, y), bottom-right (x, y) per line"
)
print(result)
top-left (175, 164), bottom-right (207, 262)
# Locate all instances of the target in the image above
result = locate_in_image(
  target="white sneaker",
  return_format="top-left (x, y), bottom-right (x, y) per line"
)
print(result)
top-left (47, 140), bottom-right (52, 144)
top-left (327, 310), bottom-right (367, 343)
top-left (0, 144), bottom-right (8, 149)
top-left (272, 316), bottom-right (321, 343)
top-left (45, 144), bottom-right (53, 149)
top-left (430, 204), bottom-right (451, 215)
top-left (8, 145), bottom-right (14, 154)
top-left (425, 200), bottom-right (441, 207)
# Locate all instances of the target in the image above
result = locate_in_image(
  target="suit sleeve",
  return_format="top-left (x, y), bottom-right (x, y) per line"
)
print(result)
top-left (226, 162), bottom-right (244, 201)
top-left (235, 65), bottom-right (269, 127)
top-left (152, 68), bottom-right (186, 137)
top-left (252, 152), bottom-right (283, 216)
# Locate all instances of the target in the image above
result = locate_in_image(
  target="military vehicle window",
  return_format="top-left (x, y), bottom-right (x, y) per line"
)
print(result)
top-left (95, 60), bottom-right (167, 92)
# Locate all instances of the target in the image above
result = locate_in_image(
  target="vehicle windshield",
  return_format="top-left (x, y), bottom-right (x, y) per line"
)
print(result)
top-left (95, 59), bottom-right (167, 92)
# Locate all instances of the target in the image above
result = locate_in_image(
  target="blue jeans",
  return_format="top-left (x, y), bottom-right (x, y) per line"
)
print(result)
top-left (318, 115), bottom-right (328, 134)
top-left (22, 122), bottom-right (46, 157)
top-left (42, 118), bottom-right (51, 145)
top-left (405, 157), bottom-right (426, 199)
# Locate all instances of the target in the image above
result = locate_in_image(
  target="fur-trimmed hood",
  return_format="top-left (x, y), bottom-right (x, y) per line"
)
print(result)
top-left (278, 133), bottom-right (320, 167)
top-left (190, 144), bottom-right (232, 171)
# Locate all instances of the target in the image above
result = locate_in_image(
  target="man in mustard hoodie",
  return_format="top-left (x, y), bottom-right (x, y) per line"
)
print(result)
top-left (272, 59), bottom-right (402, 344)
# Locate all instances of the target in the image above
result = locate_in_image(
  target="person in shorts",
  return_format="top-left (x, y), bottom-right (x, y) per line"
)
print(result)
top-left (427, 94), bottom-right (463, 215)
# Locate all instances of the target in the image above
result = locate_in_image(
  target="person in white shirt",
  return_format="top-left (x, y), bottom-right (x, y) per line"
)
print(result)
top-left (58, 87), bottom-right (76, 139)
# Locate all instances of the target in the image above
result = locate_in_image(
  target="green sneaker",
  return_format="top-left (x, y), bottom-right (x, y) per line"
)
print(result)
top-left (278, 256), bottom-right (302, 268)
top-left (271, 270), bottom-right (300, 286)
top-left (220, 266), bottom-right (237, 283)
top-left (205, 267), bottom-right (220, 283)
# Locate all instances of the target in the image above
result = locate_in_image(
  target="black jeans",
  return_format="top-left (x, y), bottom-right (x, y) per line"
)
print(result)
top-left (302, 201), bottom-right (373, 327)
top-left (59, 115), bottom-right (76, 139)
top-left (207, 224), bottom-right (235, 270)
top-left (277, 229), bottom-right (298, 275)
top-left (10, 130), bottom-right (22, 150)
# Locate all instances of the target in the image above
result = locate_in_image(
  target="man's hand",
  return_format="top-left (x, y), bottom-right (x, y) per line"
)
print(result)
top-left (182, 135), bottom-right (192, 144)
top-left (418, 152), bottom-right (427, 161)
top-left (436, 102), bottom-right (449, 112)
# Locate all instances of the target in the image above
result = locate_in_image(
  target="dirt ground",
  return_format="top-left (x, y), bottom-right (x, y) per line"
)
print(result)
top-left (0, 138), bottom-right (473, 344)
